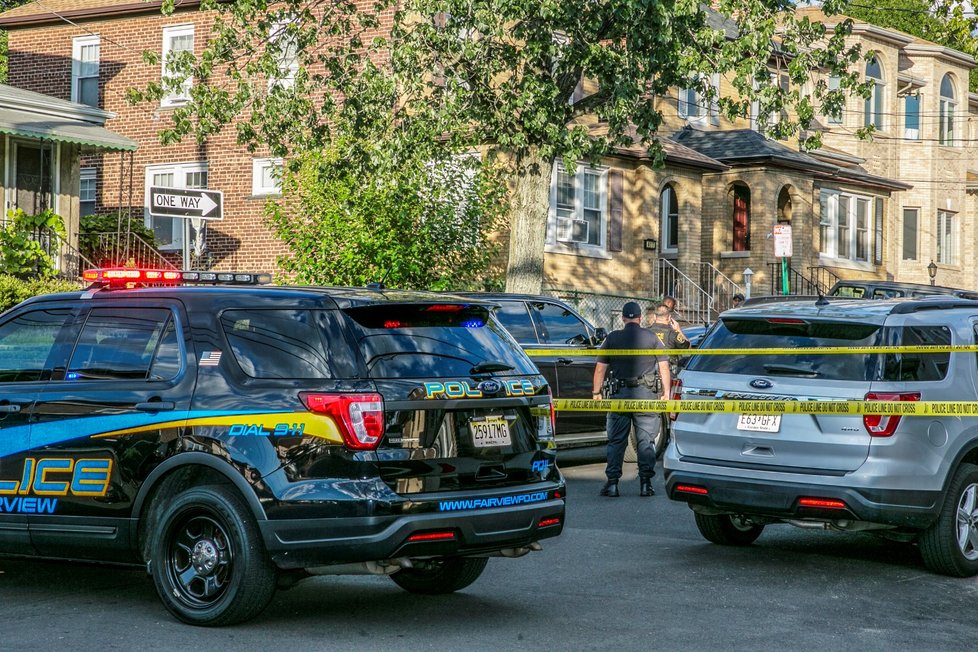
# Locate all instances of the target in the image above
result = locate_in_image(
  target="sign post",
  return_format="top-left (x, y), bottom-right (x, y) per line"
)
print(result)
top-left (773, 224), bottom-right (792, 296)
top-left (148, 187), bottom-right (224, 220)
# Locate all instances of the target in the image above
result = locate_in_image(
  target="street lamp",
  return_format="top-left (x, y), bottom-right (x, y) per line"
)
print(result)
top-left (928, 260), bottom-right (938, 286)
top-left (743, 267), bottom-right (754, 299)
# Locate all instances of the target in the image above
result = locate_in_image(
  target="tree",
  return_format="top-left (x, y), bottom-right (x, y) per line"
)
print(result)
top-left (135, 0), bottom-right (868, 293)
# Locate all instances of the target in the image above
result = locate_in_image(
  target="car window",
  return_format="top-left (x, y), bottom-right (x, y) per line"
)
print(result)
top-left (221, 309), bottom-right (356, 379)
top-left (148, 318), bottom-right (183, 381)
top-left (832, 285), bottom-right (865, 298)
top-left (345, 304), bottom-right (538, 378)
top-left (873, 289), bottom-right (902, 299)
top-left (530, 301), bottom-right (589, 345)
top-left (879, 326), bottom-right (950, 381)
top-left (67, 308), bottom-right (172, 381)
top-left (494, 302), bottom-right (538, 344)
top-left (0, 308), bottom-right (72, 382)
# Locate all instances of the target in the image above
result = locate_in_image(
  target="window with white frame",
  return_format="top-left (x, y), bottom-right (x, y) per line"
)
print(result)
top-left (161, 25), bottom-right (194, 107)
top-left (145, 162), bottom-right (207, 250)
top-left (937, 209), bottom-right (957, 264)
top-left (547, 164), bottom-right (606, 250)
top-left (269, 19), bottom-right (299, 89)
top-left (940, 74), bottom-right (956, 146)
top-left (661, 184), bottom-right (679, 253)
top-left (678, 74), bottom-right (719, 126)
top-left (904, 94), bottom-right (920, 140)
top-left (252, 158), bottom-right (283, 196)
top-left (72, 35), bottom-right (100, 107)
top-left (826, 75), bottom-right (843, 125)
top-left (819, 189), bottom-right (876, 264)
top-left (864, 55), bottom-right (884, 130)
top-left (902, 207), bottom-right (919, 261)
top-left (80, 167), bottom-right (97, 216)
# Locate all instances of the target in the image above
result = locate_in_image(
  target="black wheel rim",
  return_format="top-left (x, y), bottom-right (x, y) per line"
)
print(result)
top-left (164, 510), bottom-right (233, 609)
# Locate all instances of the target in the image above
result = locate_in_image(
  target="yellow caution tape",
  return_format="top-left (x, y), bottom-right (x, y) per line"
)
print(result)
top-left (526, 345), bottom-right (978, 357)
top-left (553, 398), bottom-right (978, 416)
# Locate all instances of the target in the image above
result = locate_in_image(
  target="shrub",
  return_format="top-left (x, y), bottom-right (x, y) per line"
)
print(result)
top-left (0, 274), bottom-right (81, 314)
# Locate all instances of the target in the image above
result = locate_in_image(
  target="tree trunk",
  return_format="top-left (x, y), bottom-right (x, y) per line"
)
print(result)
top-left (505, 153), bottom-right (553, 294)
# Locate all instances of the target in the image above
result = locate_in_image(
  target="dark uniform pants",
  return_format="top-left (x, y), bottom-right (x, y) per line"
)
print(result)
top-left (605, 385), bottom-right (661, 481)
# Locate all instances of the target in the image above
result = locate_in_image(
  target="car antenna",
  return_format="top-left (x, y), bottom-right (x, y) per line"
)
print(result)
top-left (815, 289), bottom-right (830, 307)
top-left (368, 267), bottom-right (393, 291)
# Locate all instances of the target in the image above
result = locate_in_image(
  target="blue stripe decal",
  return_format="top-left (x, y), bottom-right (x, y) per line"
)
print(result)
top-left (3, 409), bottom-right (290, 458)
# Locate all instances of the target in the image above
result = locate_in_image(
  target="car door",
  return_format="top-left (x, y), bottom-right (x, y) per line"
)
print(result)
top-left (28, 300), bottom-right (194, 560)
top-left (493, 300), bottom-right (558, 389)
top-left (527, 301), bottom-right (605, 441)
top-left (0, 303), bottom-right (75, 553)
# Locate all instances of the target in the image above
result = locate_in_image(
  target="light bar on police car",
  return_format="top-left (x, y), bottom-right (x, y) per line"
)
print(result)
top-left (83, 268), bottom-right (272, 286)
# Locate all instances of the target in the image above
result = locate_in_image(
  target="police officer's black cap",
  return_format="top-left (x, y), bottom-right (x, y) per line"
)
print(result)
top-left (622, 301), bottom-right (642, 318)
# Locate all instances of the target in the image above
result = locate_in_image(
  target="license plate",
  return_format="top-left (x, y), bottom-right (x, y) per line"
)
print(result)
top-left (736, 414), bottom-right (781, 433)
top-left (470, 416), bottom-right (512, 448)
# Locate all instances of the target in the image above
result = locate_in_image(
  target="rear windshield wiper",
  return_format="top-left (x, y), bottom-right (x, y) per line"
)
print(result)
top-left (762, 363), bottom-right (820, 377)
top-left (470, 360), bottom-right (515, 374)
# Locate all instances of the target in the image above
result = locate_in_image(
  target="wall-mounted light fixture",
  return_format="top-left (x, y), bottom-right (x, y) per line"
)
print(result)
top-left (928, 260), bottom-right (938, 286)
top-left (643, 238), bottom-right (657, 252)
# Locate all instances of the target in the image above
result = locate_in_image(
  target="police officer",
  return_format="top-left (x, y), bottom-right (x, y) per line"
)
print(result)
top-left (592, 302), bottom-right (671, 497)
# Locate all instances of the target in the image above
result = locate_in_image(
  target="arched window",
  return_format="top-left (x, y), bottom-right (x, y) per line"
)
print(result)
top-left (940, 74), bottom-right (956, 146)
top-left (661, 184), bottom-right (679, 253)
top-left (732, 184), bottom-right (750, 251)
top-left (864, 56), bottom-right (884, 129)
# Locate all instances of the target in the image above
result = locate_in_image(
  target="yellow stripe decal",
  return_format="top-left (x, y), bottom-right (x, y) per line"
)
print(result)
top-left (91, 413), bottom-right (343, 443)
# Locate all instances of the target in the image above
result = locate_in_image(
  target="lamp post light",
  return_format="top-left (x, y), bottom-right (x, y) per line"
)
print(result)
top-left (928, 260), bottom-right (938, 286)
top-left (743, 267), bottom-right (754, 300)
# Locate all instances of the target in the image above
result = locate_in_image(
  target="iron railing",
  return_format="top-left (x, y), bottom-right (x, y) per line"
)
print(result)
top-left (653, 259), bottom-right (714, 325)
top-left (766, 263), bottom-right (825, 295)
top-left (85, 231), bottom-right (177, 270)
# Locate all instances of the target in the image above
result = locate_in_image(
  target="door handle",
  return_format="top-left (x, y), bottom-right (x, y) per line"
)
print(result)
top-left (135, 401), bottom-right (175, 412)
top-left (557, 358), bottom-right (573, 365)
top-left (0, 404), bottom-right (21, 413)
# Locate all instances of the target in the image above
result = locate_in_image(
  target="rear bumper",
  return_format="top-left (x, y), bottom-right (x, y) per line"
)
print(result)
top-left (260, 495), bottom-right (565, 569)
top-left (664, 468), bottom-right (941, 529)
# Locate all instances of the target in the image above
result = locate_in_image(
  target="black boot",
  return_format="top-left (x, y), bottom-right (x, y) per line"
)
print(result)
top-left (599, 480), bottom-right (620, 497)
top-left (640, 478), bottom-right (655, 497)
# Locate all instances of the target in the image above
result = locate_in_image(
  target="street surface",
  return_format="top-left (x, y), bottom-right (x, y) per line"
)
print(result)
top-left (1, 446), bottom-right (975, 651)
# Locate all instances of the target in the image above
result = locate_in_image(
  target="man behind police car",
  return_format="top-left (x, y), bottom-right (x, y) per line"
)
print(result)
top-left (592, 301), bottom-right (671, 497)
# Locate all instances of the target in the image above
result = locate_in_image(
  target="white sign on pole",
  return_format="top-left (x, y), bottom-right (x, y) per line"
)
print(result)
top-left (774, 224), bottom-right (793, 258)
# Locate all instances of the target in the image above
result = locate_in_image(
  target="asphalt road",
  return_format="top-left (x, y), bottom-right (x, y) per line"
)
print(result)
top-left (1, 446), bottom-right (976, 651)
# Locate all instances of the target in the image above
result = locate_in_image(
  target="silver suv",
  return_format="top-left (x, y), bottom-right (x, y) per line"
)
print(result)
top-left (665, 297), bottom-right (978, 576)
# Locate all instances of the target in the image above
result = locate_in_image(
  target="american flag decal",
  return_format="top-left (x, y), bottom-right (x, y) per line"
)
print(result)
top-left (199, 351), bottom-right (222, 366)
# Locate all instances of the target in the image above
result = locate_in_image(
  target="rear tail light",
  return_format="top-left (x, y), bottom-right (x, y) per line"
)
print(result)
top-left (299, 392), bottom-right (385, 450)
top-left (538, 517), bottom-right (561, 528)
top-left (406, 531), bottom-right (456, 542)
top-left (674, 484), bottom-right (708, 495)
top-left (547, 387), bottom-right (557, 435)
top-left (863, 392), bottom-right (920, 437)
top-left (669, 378), bottom-right (683, 421)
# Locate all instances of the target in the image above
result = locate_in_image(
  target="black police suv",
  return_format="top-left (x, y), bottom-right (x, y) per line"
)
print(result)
top-left (0, 269), bottom-right (565, 626)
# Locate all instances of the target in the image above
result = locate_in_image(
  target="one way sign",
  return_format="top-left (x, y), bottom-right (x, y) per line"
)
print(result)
top-left (148, 186), bottom-right (224, 220)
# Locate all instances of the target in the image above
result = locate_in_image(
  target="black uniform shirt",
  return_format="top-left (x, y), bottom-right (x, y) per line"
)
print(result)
top-left (597, 322), bottom-right (667, 379)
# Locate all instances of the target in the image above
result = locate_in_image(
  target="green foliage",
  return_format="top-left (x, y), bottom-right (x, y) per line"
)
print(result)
top-left (0, 209), bottom-right (67, 279)
top-left (0, 274), bottom-right (80, 314)
top-left (78, 211), bottom-right (157, 266)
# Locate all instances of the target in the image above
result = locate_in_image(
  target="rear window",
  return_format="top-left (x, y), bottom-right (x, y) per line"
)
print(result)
top-left (345, 304), bottom-right (539, 378)
top-left (687, 318), bottom-right (950, 382)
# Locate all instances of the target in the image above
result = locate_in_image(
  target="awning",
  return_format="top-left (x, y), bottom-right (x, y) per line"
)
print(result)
top-left (0, 106), bottom-right (137, 151)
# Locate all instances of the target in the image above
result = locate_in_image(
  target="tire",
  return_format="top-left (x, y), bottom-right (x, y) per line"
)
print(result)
top-left (624, 420), bottom-right (667, 463)
top-left (694, 512), bottom-right (764, 546)
top-left (150, 484), bottom-right (277, 626)
top-left (390, 557), bottom-right (489, 595)
top-left (624, 426), bottom-right (638, 463)
top-left (919, 463), bottom-right (978, 577)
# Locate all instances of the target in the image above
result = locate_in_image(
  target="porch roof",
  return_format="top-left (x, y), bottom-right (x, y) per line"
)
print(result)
top-left (0, 84), bottom-right (137, 151)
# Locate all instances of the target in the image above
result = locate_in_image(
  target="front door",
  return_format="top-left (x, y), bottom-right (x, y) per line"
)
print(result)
top-left (28, 301), bottom-right (194, 560)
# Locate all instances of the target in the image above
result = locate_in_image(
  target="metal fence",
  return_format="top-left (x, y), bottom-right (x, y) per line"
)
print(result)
top-left (542, 287), bottom-right (664, 333)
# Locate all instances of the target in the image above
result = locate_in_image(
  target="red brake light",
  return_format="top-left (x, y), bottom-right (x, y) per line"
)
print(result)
top-left (538, 517), bottom-right (561, 528)
top-left (863, 392), bottom-right (920, 437)
top-left (675, 484), bottom-right (709, 495)
top-left (424, 304), bottom-right (465, 312)
top-left (547, 386), bottom-right (557, 435)
top-left (766, 318), bottom-right (805, 324)
top-left (299, 392), bottom-right (385, 450)
top-left (798, 497), bottom-right (847, 509)
top-left (406, 531), bottom-right (456, 542)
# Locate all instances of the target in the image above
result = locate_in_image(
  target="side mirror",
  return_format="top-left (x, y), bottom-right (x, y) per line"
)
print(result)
top-left (566, 333), bottom-right (588, 346)
top-left (591, 328), bottom-right (607, 346)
